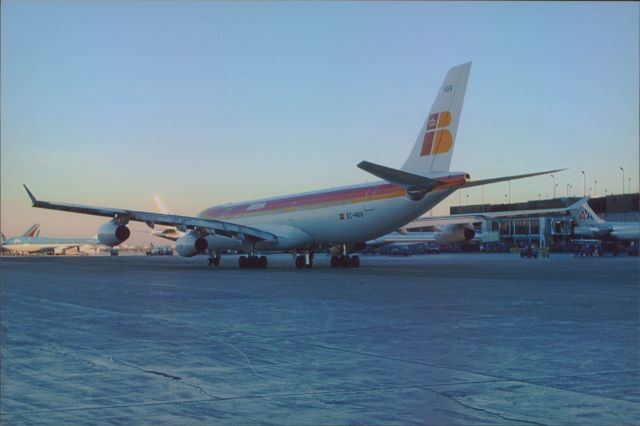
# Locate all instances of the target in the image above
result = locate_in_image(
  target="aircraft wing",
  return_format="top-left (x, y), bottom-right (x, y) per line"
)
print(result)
top-left (407, 205), bottom-right (575, 229)
top-left (461, 169), bottom-right (566, 188)
top-left (23, 185), bottom-right (276, 242)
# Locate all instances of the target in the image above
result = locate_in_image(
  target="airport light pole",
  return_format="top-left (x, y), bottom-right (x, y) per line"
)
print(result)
top-left (588, 187), bottom-right (592, 196)
top-left (508, 181), bottom-right (511, 204)
top-left (550, 174), bottom-right (555, 198)
top-left (594, 180), bottom-right (598, 197)
top-left (580, 170), bottom-right (586, 197)
top-left (466, 194), bottom-right (469, 205)
top-left (620, 166), bottom-right (624, 194)
top-left (629, 177), bottom-right (632, 194)
top-left (566, 183), bottom-right (571, 197)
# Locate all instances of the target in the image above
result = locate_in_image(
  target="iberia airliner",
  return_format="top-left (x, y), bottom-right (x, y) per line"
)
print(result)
top-left (24, 63), bottom-right (562, 269)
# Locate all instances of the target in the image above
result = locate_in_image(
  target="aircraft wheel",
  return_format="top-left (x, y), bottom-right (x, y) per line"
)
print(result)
top-left (339, 255), bottom-right (350, 268)
top-left (330, 256), bottom-right (339, 268)
top-left (259, 255), bottom-right (268, 268)
top-left (239, 255), bottom-right (247, 268)
top-left (350, 255), bottom-right (360, 268)
top-left (213, 256), bottom-right (221, 266)
top-left (295, 255), bottom-right (305, 269)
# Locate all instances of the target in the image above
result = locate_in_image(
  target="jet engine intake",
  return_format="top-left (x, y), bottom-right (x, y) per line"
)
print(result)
top-left (98, 221), bottom-right (131, 246)
top-left (176, 233), bottom-right (208, 257)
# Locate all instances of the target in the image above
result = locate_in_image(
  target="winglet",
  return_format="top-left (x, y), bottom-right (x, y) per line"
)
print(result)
top-left (23, 184), bottom-right (38, 205)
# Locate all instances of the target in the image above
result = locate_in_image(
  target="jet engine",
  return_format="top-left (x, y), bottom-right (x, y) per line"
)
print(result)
top-left (435, 224), bottom-right (475, 245)
top-left (176, 233), bottom-right (208, 257)
top-left (98, 221), bottom-right (131, 246)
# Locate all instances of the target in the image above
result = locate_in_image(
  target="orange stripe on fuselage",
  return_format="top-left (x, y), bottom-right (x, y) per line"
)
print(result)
top-left (200, 174), bottom-right (467, 221)
top-left (200, 184), bottom-right (405, 220)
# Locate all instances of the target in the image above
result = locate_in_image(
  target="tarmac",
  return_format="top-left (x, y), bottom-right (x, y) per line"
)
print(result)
top-left (1, 253), bottom-right (639, 425)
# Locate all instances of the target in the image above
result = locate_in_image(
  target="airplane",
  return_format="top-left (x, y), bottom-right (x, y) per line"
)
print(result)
top-left (367, 225), bottom-right (476, 248)
top-left (1, 223), bottom-right (41, 251)
top-left (151, 195), bottom-right (477, 254)
top-left (569, 197), bottom-right (640, 241)
top-left (1, 223), bottom-right (41, 242)
top-left (23, 62), bottom-right (564, 269)
top-left (366, 199), bottom-right (591, 250)
top-left (1, 224), bottom-right (102, 255)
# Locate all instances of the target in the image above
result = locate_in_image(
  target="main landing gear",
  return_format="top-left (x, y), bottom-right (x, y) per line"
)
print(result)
top-left (330, 254), bottom-right (360, 268)
top-left (294, 252), bottom-right (314, 269)
top-left (239, 255), bottom-right (268, 269)
top-left (330, 244), bottom-right (360, 268)
top-left (207, 254), bottom-right (221, 266)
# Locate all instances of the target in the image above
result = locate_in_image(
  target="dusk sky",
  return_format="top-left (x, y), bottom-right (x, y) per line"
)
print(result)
top-left (2, 1), bottom-right (638, 244)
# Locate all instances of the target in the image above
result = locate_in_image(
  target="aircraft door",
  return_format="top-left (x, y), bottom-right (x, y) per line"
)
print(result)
top-left (364, 186), bottom-right (377, 212)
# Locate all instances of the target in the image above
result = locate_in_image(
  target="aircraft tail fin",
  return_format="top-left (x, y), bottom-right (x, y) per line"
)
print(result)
top-left (401, 62), bottom-right (471, 175)
top-left (22, 224), bottom-right (40, 238)
top-left (567, 197), bottom-right (605, 225)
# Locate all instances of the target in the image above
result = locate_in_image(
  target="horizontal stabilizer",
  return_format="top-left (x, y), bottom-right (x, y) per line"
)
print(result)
top-left (357, 161), bottom-right (440, 192)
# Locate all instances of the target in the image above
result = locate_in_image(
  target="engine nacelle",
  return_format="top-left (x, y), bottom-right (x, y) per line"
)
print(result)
top-left (176, 233), bottom-right (208, 257)
top-left (98, 221), bottom-right (131, 247)
top-left (435, 224), bottom-right (475, 245)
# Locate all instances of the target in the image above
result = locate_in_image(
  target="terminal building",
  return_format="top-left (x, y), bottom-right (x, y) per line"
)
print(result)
top-left (443, 193), bottom-right (639, 251)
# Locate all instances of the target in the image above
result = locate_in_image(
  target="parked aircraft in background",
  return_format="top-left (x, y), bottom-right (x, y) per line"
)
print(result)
top-left (1, 223), bottom-right (41, 242)
top-left (24, 62), bottom-right (562, 268)
top-left (367, 199), bottom-right (589, 251)
top-left (1, 225), bottom-right (102, 255)
top-left (367, 224), bottom-right (476, 248)
top-left (569, 197), bottom-right (640, 241)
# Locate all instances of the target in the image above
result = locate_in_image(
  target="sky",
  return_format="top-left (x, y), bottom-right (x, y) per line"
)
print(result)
top-left (2, 1), bottom-right (639, 245)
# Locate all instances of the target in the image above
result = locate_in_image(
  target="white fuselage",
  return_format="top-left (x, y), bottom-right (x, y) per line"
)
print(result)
top-left (574, 222), bottom-right (640, 241)
top-left (198, 180), bottom-right (456, 251)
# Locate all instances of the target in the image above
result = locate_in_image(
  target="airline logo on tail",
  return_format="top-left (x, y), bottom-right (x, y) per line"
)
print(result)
top-left (420, 111), bottom-right (453, 156)
top-left (578, 206), bottom-right (594, 223)
top-left (22, 224), bottom-right (40, 238)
